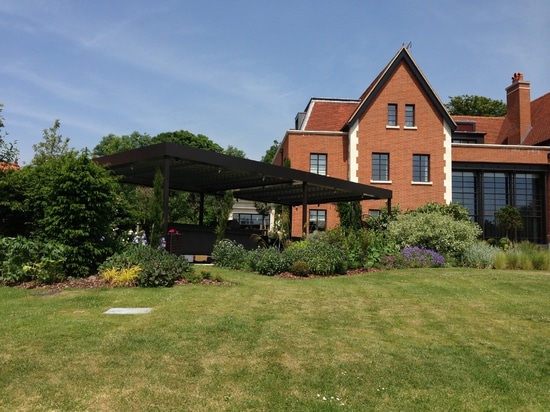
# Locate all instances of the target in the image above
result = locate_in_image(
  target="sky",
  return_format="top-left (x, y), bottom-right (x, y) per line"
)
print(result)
top-left (1, 0), bottom-right (549, 165)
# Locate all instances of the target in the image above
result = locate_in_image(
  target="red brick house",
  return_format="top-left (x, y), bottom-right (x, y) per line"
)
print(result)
top-left (275, 46), bottom-right (550, 243)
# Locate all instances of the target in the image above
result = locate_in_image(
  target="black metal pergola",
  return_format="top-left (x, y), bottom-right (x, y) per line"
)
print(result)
top-left (95, 142), bottom-right (392, 235)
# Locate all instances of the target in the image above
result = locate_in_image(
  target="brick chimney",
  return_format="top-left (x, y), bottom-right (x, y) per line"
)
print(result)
top-left (505, 72), bottom-right (532, 145)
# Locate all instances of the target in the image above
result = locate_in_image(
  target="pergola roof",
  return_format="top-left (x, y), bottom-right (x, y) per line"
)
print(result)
top-left (94, 142), bottom-right (392, 206)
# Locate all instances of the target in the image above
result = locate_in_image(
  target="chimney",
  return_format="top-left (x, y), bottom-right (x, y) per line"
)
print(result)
top-left (505, 72), bottom-right (532, 145)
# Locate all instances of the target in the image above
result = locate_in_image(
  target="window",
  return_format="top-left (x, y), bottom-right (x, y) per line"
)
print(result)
top-left (412, 154), bottom-right (429, 182)
top-left (387, 104), bottom-right (397, 126)
top-left (405, 104), bottom-right (415, 127)
top-left (309, 209), bottom-right (326, 232)
top-left (452, 171), bottom-right (544, 243)
top-left (234, 213), bottom-right (270, 229)
top-left (372, 153), bottom-right (389, 181)
top-left (310, 153), bottom-right (327, 175)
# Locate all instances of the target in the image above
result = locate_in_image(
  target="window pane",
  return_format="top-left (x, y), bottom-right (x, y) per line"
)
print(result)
top-left (309, 209), bottom-right (326, 232)
top-left (413, 154), bottom-right (429, 182)
top-left (310, 154), bottom-right (327, 175)
top-left (405, 104), bottom-right (415, 127)
top-left (387, 104), bottom-right (397, 126)
top-left (372, 153), bottom-right (389, 180)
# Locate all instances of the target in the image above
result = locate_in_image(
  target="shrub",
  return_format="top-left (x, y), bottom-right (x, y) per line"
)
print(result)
top-left (0, 236), bottom-right (66, 285)
top-left (459, 242), bottom-right (499, 269)
top-left (212, 239), bottom-right (248, 270)
top-left (400, 247), bottom-right (445, 268)
top-left (98, 245), bottom-right (192, 287)
top-left (249, 247), bottom-right (285, 276)
top-left (388, 211), bottom-right (482, 260)
top-left (101, 266), bottom-right (140, 287)
top-left (290, 261), bottom-right (309, 277)
top-left (299, 238), bottom-right (347, 275)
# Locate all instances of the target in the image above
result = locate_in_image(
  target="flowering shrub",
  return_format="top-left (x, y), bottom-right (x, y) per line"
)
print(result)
top-left (249, 247), bottom-right (285, 276)
top-left (212, 239), bottom-right (248, 270)
top-left (400, 247), bottom-right (445, 268)
top-left (98, 245), bottom-right (192, 287)
top-left (388, 211), bottom-right (482, 260)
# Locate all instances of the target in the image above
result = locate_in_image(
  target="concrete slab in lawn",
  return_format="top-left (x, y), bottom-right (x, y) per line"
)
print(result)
top-left (104, 308), bottom-right (152, 315)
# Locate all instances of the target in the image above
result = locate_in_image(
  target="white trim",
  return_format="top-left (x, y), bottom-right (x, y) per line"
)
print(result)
top-left (370, 180), bottom-right (392, 184)
top-left (386, 125), bottom-right (400, 130)
top-left (403, 126), bottom-right (418, 130)
top-left (443, 121), bottom-right (453, 203)
top-left (349, 122), bottom-right (359, 183)
top-left (411, 181), bottom-right (433, 186)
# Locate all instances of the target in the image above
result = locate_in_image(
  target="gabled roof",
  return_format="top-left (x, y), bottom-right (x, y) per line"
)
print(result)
top-left (300, 98), bottom-right (359, 131)
top-left (346, 46), bottom-right (456, 130)
top-left (523, 92), bottom-right (550, 146)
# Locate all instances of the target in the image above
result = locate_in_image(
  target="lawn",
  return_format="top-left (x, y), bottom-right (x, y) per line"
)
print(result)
top-left (1, 267), bottom-right (549, 411)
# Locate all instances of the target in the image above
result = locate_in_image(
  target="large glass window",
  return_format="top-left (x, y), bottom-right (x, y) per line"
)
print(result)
top-left (413, 154), bottom-right (429, 182)
top-left (309, 209), bottom-right (326, 232)
top-left (405, 104), bottom-right (415, 127)
top-left (452, 170), bottom-right (544, 243)
top-left (452, 171), bottom-right (477, 221)
top-left (372, 153), bottom-right (389, 181)
top-left (310, 153), bottom-right (327, 175)
top-left (482, 172), bottom-right (509, 239)
top-left (387, 104), bottom-right (397, 126)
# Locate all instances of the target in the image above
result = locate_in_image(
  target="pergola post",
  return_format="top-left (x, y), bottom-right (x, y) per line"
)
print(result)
top-left (302, 181), bottom-right (308, 237)
top-left (162, 155), bottom-right (170, 236)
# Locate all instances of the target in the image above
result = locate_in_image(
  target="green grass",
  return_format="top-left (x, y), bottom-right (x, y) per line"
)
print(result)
top-left (1, 267), bottom-right (550, 411)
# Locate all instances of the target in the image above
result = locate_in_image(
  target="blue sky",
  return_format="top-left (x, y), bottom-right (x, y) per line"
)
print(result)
top-left (2, 0), bottom-right (549, 164)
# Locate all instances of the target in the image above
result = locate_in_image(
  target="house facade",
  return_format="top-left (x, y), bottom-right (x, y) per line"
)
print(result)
top-left (275, 47), bottom-right (550, 243)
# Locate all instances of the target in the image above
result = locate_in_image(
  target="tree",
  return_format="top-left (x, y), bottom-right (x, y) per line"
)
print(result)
top-left (92, 132), bottom-right (152, 157)
top-left (494, 205), bottom-right (523, 241)
top-left (261, 140), bottom-right (280, 163)
top-left (337, 201), bottom-right (363, 233)
top-left (224, 145), bottom-right (246, 158)
top-left (152, 130), bottom-right (224, 152)
top-left (445, 95), bottom-right (507, 117)
top-left (30, 152), bottom-right (124, 276)
top-left (32, 120), bottom-right (74, 164)
top-left (0, 103), bottom-right (20, 163)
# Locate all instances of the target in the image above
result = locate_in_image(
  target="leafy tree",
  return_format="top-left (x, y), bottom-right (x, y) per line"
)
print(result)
top-left (0, 103), bottom-right (20, 163)
top-left (0, 167), bottom-right (32, 236)
top-left (31, 152), bottom-right (125, 276)
top-left (152, 130), bottom-right (224, 152)
top-left (337, 201), bottom-right (363, 232)
top-left (261, 140), bottom-right (280, 163)
top-left (92, 132), bottom-right (152, 157)
top-left (446, 95), bottom-right (507, 117)
top-left (32, 120), bottom-right (74, 164)
top-left (494, 205), bottom-right (523, 241)
top-left (224, 145), bottom-right (246, 158)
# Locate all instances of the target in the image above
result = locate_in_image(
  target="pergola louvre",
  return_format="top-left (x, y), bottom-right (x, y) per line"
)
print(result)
top-left (95, 142), bottom-right (392, 235)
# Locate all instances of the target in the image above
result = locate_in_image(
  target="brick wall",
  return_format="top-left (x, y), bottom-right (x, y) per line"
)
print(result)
top-left (354, 61), bottom-right (448, 214)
